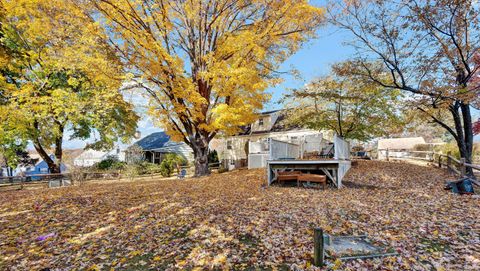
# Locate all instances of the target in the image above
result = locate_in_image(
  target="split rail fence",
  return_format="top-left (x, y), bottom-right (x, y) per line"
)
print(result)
top-left (378, 149), bottom-right (480, 186)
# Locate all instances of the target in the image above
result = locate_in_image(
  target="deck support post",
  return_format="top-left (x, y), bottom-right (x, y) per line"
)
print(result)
top-left (314, 227), bottom-right (324, 267)
top-left (386, 148), bottom-right (389, 161)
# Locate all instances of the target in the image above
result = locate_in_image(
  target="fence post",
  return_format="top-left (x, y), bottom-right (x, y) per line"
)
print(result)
top-left (447, 152), bottom-right (451, 172)
top-left (438, 154), bottom-right (441, 168)
top-left (386, 148), bottom-right (389, 161)
top-left (313, 228), bottom-right (324, 267)
top-left (460, 158), bottom-right (466, 177)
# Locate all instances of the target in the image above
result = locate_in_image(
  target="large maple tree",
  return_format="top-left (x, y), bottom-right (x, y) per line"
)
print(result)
top-left (93, 0), bottom-right (324, 176)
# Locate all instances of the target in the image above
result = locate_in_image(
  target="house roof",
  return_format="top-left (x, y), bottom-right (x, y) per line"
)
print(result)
top-left (377, 137), bottom-right (426, 150)
top-left (237, 109), bottom-right (301, 135)
top-left (259, 109), bottom-right (282, 115)
top-left (134, 132), bottom-right (170, 150)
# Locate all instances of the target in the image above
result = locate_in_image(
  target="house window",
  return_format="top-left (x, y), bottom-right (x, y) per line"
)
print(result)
top-left (227, 140), bottom-right (232, 150)
top-left (259, 118), bottom-right (264, 126)
top-left (40, 168), bottom-right (48, 173)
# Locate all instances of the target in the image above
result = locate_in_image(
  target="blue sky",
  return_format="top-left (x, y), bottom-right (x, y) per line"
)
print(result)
top-left (264, 25), bottom-right (354, 110)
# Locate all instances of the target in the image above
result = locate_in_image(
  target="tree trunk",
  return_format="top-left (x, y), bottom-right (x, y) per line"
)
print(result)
top-left (54, 125), bottom-right (64, 172)
top-left (450, 102), bottom-right (474, 177)
top-left (190, 135), bottom-right (210, 177)
top-left (460, 103), bottom-right (474, 177)
top-left (33, 139), bottom-right (61, 174)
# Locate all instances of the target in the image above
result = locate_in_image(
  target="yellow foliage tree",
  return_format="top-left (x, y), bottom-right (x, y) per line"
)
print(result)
top-left (94, 0), bottom-right (324, 176)
top-left (0, 0), bottom-right (139, 173)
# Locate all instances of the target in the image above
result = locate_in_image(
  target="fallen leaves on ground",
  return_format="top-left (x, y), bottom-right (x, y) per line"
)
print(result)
top-left (0, 160), bottom-right (479, 270)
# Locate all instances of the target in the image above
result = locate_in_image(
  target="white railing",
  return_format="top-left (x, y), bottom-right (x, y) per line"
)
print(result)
top-left (334, 135), bottom-right (350, 160)
top-left (269, 138), bottom-right (300, 160)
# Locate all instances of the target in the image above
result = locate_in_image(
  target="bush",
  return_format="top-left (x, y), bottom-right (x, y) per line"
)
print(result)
top-left (159, 153), bottom-right (187, 177)
top-left (208, 149), bottom-right (219, 164)
top-left (96, 156), bottom-right (126, 171)
top-left (413, 144), bottom-right (432, 152)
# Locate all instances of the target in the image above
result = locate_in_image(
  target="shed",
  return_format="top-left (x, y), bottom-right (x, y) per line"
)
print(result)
top-left (377, 137), bottom-right (426, 160)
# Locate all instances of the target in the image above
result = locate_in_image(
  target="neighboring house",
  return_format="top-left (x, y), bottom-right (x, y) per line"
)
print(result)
top-left (127, 132), bottom-right (194, 164)
top-left (24, 154), bottom-right (67, 176)
top-left (377, 137), bottom-right (426, 159)
top-left (1, 150), bottom-right (79, 177)
top-left (73, 147), bottom-right (123, 167)
top-left (210, 109), bottom-right (329, 169)
top-left (62, 149), bottom-right (85, 168)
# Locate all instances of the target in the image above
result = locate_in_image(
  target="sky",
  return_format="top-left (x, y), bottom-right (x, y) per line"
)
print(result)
top-left (62, 0), bottom-right (479, 149)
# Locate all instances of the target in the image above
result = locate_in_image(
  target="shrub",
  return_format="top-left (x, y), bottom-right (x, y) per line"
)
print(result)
top-left (208, 149), bottom-right (219, 164)
top-left (96, 156), bottom-right (126, 171)
top-left (413, 144), bottom-right (432, 152)
top-left (123, 164), bottom-right (141, 180)
top-left (159, 153), bottom-right (187, 177)
top-left (434, 143), bottom-right (460, 158)
top-left (69, 166), bottom-right (87, 185)
top-left (142, 162), bottom-right (163, 175)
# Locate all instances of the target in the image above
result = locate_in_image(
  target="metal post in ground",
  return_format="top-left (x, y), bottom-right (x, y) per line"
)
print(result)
top-left (314, 227), bottom-right (324, 267)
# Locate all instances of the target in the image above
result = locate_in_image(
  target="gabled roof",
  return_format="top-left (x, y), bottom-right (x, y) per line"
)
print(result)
top-left (237, 109), bottom-right (301, 135)
top-left (134, 132), bottom-right (170, 150)
top-left (377, 137), bottom-right (426, 150)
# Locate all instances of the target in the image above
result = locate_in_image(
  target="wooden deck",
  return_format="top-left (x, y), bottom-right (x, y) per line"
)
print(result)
top-left (266, 159), bottom-right (351, 188)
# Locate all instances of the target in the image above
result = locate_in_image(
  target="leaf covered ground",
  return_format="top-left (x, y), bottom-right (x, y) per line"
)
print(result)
top-left (0, 160), bottom-right (479, 270)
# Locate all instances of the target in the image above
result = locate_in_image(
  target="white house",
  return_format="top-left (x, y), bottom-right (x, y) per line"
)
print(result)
top-left (210, 109), bottom-right (330, 169)
top-left (73, 147), bottom-right (124, 167)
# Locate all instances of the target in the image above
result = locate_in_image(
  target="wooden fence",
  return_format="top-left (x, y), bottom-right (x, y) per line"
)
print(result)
top-left (1, 162), bottom-right (223, 191)
top-left (379, 149), bottom-right (480, 186)
top-left (0, 172), bottom-right (123, 190)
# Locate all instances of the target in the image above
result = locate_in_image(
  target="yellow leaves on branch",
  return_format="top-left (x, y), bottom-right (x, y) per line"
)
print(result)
top-left (94, 0), bottom-right (324, 141)
top-left (0, 0), bottom-right (138, 148)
